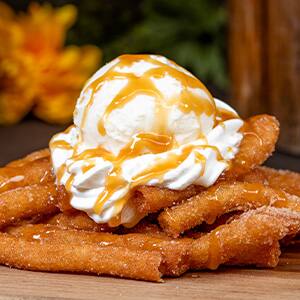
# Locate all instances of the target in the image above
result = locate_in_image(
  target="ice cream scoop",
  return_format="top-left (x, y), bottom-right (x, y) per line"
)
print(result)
top-left (50, 54), bottom-right (244, 226)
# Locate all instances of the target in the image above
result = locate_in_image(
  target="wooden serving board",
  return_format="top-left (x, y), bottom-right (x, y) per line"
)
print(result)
top-left (0, 243), bottom-right (300, 300)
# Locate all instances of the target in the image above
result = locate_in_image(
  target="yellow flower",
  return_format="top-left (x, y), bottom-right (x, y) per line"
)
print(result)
top-left (0, 2), bottom-right (101, 125)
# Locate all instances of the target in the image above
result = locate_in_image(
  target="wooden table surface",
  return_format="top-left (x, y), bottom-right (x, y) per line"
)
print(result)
top-left (0, 119), bottom-right (300, 299)
top-left (0, 243), bottom-right (300, 300)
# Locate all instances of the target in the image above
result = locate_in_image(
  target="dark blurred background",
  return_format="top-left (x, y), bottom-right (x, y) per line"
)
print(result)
top-left (0, 0), bottom-right (299, 171)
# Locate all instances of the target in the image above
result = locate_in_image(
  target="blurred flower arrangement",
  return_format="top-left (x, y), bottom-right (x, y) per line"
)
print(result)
top-left (0, 2), bottom-right (101, 125)
top-left (69, 0), bottom-right (227, 92)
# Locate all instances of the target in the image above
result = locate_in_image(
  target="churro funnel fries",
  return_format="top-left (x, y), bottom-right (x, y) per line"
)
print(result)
top-left (0, 54), bottom-right (299, 282)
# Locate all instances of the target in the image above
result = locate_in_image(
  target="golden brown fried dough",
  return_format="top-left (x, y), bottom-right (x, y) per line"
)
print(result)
top-left (132, 185), bottom-right (202, 215)
top-left (0, 232), bottom-right (162, 282)
top-left (8, 224), bottom-right (191, 277)
top-left (6, 149), bottom-right (50, 168)
top-left (46, 212), bottom-right (115, 232)
top-left (125, 115), bottom-right (279, 219)
top-left (57, 184), bottom-right (202, 221)
top-left (185, 212), bottom-right (241, 239)
top-left (190, 207), bottom-right (300, 270)
top-left (158, 182), bottom-right (300, 237)
top-left (119, 219), bottom-right (166, 237)
top-left (226, 115), bottom-right (279, 177)
top-left (0, 113), bottom-right (297, 282)
top-left (0, 158), bottom-right (53, 193)
top-left (55, 185), bottom-right (75, 213)
top-left (0, 183), bottom-right (58, 228)
top-left (241, 166), bottom-right (300, 197)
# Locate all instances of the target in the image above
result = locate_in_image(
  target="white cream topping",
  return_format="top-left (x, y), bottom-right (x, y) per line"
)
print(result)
top-left (50, 55), bottom-right (244, 225)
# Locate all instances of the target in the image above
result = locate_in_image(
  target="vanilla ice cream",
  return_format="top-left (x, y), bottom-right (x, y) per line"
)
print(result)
top-left (50, 54), bottom-right (244, 226)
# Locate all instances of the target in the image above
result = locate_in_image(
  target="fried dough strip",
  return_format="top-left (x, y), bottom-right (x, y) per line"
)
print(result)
top-left (0, 183), bottom-right (58, 228)
top-left (0, 232), bottom-right (162, 282)
top-left (46, 212), bottom-right (115, 233)
top-left (0, 158), bottom-right (53, 193)
top-left (225, 242), bottom-right (281, 268)
top-left (190, 207), bottom-right (300, 270)
top-left (226, 115), bottom-right (279, 178)
top-left (55, 185), bottom-right (74, 213)
top-left (1, 115), bottom-right (278, 224)
top-left (8, 224), bottom-right (191, 276)
top-left (184, 212), bottom-right (241, 239)
top-left (241, 166), bottom-right (300, 197)
top-left (132, 185), bottom-right (202, 215)
top-left (126, 115), bottom-right (278, 217)
top-left (6, 149), bottom-right (50, 168)
top-left (158, 182), bottom-right (300, 237)
top-left (119, 220), bottom-right (166, 237)
top-left (57, 184), bottom-right (202, 219)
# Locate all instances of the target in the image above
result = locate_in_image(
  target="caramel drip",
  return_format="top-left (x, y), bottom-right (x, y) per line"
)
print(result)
top-left (49, 132), bottom-right (75, 185)
top-left (91, 132), bottom-right (175, 214)
top-left (65, 174), bottom-right (75, 191)
top-left (207, 230), bottom-right (222, 269)
top-left (81, 163), bottom-right (96, 173)
top-left (51, 129), bottom-right (227, 217)
top-left (93, 143), bottom-right (222, 214)
top-left (93, 165), bottom-right (127, 213)
top-left (80, 54), bottom-right (216, 136)
top-left (216, 107), bottom-right (237, 124)
top-left (49, 55), bottom-right (243, 219)
top-left (52, 131), bottom-right (176, 214)
top-left (241, 184), bottom-right (265, 202)
top-left (97, 75), bottom-right (161, 135)
top-left (131, 145), bottom-right (206, 184)
top-left (55, 164), bottom-right (67, 183)
top-left (108, 214), bottom-right (122, 227)
top-left (0, 176), bottom-right (25, 193)
top-left (241, 183), bottom-right (288, 206)
top-left (50, 140), bottom-right (73, 150)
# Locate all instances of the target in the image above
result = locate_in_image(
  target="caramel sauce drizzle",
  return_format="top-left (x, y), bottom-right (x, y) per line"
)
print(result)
top-left (80, 54), bottom-right (216, 136)
top-left (0, 175), bottom-right (25, 193)
top-left (216, 107), bottom-right (237, 125)
top-left (50, 140), bottom-right (73, 150)
top-left (241, 183), bottom-right (288, 206)
top-left (207, 230), bottom-right (222, 270)
top-left (50, 54), bottom-right (240, 219)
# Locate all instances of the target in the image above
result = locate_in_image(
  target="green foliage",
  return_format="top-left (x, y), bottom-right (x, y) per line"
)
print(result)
top-left (69, 0), bottom-right (228, 91)
top-left (22, 0), bottom-right (226, 92)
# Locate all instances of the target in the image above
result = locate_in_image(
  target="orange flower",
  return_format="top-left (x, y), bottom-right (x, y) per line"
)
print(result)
top-left (0, 2), bottom-right (101, 125)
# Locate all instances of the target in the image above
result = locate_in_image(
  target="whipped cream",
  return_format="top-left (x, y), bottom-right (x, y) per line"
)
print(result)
top-left (50, 54), bottom-right (244, 225)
